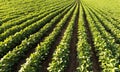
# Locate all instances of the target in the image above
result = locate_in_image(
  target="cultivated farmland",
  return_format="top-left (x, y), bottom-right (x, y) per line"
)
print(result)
top-left (0, 0), bottom-right (120, 72)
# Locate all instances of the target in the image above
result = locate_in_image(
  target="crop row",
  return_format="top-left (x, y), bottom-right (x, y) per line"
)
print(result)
top-left (81, 1), bottom-right (120, 71)
top-left (47, 3), bottom-right (78, 72)
top-left (0, 2), bottom-right (75, 72)
top-left (88, 7), bottom-right (120, 44)
top-left (76, 3), bottom-right (92, 72)
top-left (0, 2), bottom-right (73, 58)
top-left (18, 3), bottom-right (76, 72)
top-left (0, 1), bottom-right (73, 34)
top-left (0, 0), bottom-right (71, 21)
top-left (0, 2), bottom-right (74, 42)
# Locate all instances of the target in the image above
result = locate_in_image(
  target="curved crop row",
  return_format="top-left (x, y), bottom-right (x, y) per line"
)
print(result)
top-left (0, 1), bottom-right (73, 34)
top-left (88, 7), bottom-right (120, 43)
top-left (0, 2), bottom-right (74, 41)
top-left (82, 3), bottom-right (120, 71)
top-left (76, 3), bottom-right (92, 72)
top-left (0, 4), bottom-right (70, 58)
top-left (18, 4), bottom-right (75, 72)
top-left (91, 8), bottom-right (120, 30)
top-left (83, 0), bottom-right (120, 18)
top-left (80, 0), bottom-right (120, 30)
top-left (47, 3), bottom-right (78, 72)
top-left (0, 0), bottom-right (70, 22)
top-left (1, 0), bottom-right (72, 23)
top-left (0, 3), bottom-right (74, 72)
top-left (86, 7), bottom-right (120, 71)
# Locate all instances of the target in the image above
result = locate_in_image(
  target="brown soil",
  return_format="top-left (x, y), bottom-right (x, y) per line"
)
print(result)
top-left (95, 8), bottom-right (120, 30)
top-left (89, 8), bottom-right (119, 44)
top-left (13, 9), bottom-right (66, 72)
top-left (82, 5), bottom-right (101, 72)
top-left (64, 2), bottom-right (79, 72)
top-left (40, 5), bottom-right (75, 72)
top-left (87, 7), bottom-right (119, 58)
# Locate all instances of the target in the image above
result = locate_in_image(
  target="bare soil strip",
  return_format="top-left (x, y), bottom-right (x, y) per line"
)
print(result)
top-left (89, 8), bottom-right (120, 44)
top-left (82, 5), bottom-right (101, 72)
top-left (13, 8), bottom-right (70, 72)
top-left (65, 3), bottom-right (79, 72)
top-left (40, 6), bottom-right (75, 72)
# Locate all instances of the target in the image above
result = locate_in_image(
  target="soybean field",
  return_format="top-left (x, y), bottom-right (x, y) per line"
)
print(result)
top-left (0, 0), bottom-right (120, 72)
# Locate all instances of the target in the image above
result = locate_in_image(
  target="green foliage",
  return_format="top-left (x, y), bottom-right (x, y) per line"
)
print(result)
top-left (19, 3), bottom-right (74, 72)
top-left (77, 4), bottom-right (92, 72)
